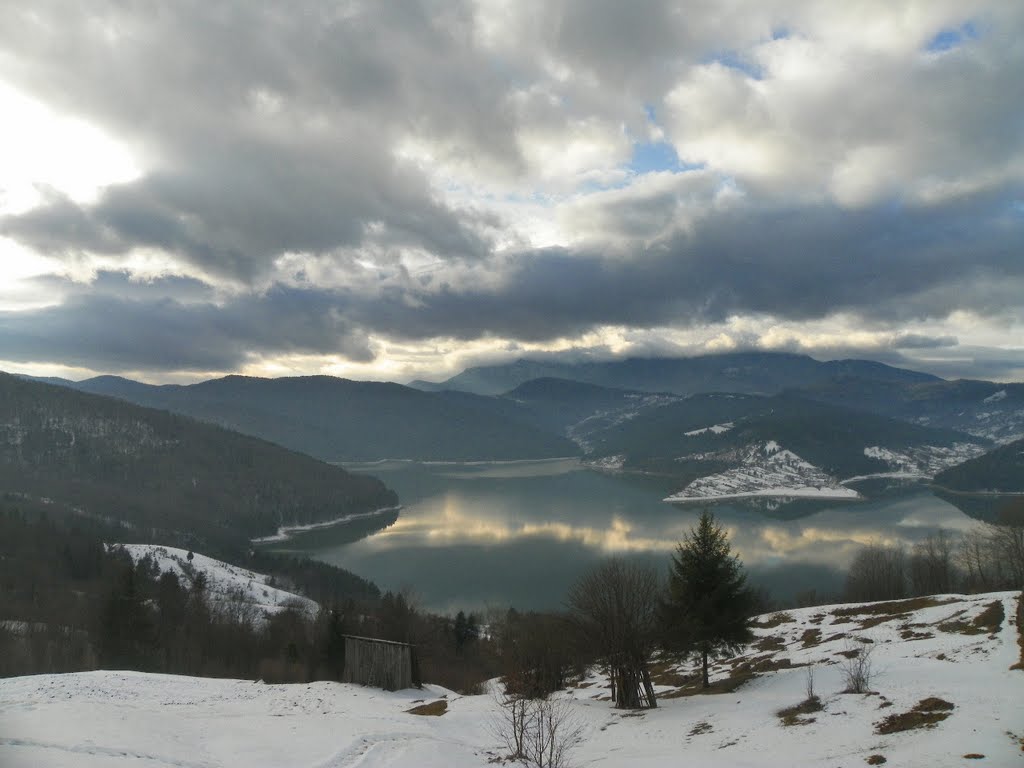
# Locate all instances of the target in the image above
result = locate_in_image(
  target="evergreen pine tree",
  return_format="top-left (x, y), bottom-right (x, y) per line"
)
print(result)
top-left (661, 510), bottom-right (755, 688)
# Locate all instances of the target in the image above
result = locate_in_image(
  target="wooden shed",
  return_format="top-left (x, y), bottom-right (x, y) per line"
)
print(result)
top-left (341, 634), bottom-right (420, 691)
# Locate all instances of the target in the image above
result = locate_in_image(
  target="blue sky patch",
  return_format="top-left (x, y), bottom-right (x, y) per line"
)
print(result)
top-left (926, 21), bottom-right (978, 53)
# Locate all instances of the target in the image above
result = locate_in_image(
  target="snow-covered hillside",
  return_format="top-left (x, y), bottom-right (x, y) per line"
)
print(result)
top-left (666, 441), bottom-right (859, 502)
top-left (113, 544), bottom-right (317, 622)
top-left (856, 443), bottom-right (988, 480)
top-left (2, 591), bottom-right (1019, 767)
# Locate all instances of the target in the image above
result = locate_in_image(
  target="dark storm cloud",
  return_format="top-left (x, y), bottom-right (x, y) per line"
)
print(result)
top-left (333, 189), bottom-right (1024, 342)
top-left (0, 286), bottom-right (371, 372)
top-left (4, 185), bottom-right (1023, 374)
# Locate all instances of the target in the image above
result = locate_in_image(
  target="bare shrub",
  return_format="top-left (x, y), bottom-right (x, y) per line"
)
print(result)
top-left (493, 693), bottom-right (584, 768)
top-left (804, 665), bottom-right (816, 701)
top-left (841, 640), bottom-right (876, 693)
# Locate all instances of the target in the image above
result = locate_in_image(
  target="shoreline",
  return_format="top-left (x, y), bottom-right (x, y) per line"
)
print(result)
top-left (664, 487), bottom-right (861, 503)
top-left (251, 505), bottom-right (401, 544)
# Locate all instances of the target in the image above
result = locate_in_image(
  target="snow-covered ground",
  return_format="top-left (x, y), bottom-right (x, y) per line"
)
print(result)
top-left (113, 544), bottom-right (317, 622)
top-left (859, 443), bottom-right (988, 479)
top-left (2, 591), bottom-right (1019, 767)
top-left (666, 441), bottom-right (860, 502)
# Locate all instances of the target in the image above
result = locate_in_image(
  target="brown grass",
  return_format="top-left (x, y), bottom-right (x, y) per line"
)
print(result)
top-left (777, 696), bottom-right (823, 726)
top-left (800, 628), bottom-right (822, 648)
top-left (753, 612), bottom-right (794, 629)
top-left (939, 600), bottom-right (1004, 637)
top-left (866, 755), bottom-right (887, 765)
top-left (899, 627), bottom-right (934, 641)
top-left (962, 754), bottom-right (985, 760)
top-left (832, 597), bottom-right (957, 619)
top-left (754, 635), bottom-right (787, 652)
top-left (859, 613), bottom-right (909, 630)
top-left (406, 699), bottom-right (448, 716)
top-left (660, 669), bottom-right (757, 699)
top-left (875, 697), bottom-right (954, 734)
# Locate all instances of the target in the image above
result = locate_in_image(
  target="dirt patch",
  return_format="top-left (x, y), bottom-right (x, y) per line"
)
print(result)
top-left (962, 754), bottom-right (985, 760)
top-left (777, 696), bottom-right (823, 727)
top-left (406, 699), bottom-right (448, 716)
top-left (939, 600), bottom-right (1005, 637)
top-left (875, 697), bottom-right (954, 735)
top-left (866, 755), bottom-right (887, 765)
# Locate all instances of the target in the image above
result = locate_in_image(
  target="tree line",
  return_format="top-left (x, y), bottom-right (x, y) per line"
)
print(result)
top-left (845, 503), bottom-right (1024, 603)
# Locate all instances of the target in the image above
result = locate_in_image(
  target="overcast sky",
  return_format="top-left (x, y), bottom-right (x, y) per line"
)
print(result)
top-left (1, 1), bottom-right (1023, 384)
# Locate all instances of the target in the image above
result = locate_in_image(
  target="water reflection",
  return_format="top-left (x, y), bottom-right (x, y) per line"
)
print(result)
top-left (289, 459), bottom-right (980, 613)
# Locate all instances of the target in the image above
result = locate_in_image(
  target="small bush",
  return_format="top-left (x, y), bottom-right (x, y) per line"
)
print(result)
top-left (841, 640), bottom-right (875, 693)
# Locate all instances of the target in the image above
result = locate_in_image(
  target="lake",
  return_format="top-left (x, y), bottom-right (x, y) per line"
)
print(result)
top-left (268, 459), bottom-right (981, 614)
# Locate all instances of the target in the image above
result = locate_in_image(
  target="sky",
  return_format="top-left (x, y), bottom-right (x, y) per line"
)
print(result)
top-left (1, 1), bottom-right (1023, 385)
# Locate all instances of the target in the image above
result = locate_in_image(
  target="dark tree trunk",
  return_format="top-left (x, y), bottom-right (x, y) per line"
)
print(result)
top-left (701, 647), bottom-right (709, 689)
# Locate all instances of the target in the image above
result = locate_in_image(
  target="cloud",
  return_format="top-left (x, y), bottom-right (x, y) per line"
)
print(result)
top-left (0, 1), bottom-right (1022, 380)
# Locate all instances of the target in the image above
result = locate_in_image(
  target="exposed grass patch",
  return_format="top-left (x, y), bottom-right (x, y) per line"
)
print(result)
top-left (875, 697), bottom-right (954, 734)
top-left (406, 699), bottom-right (448, 716)
top-left (660, 669), bottom-right (757, 699)
top-left (800, 628), bottom-right (822, 648)
top-left (899, 627), bottom-right (934, 641)
top-left (962, 754), bottom-right (985, 759)
top-left (939, 601), bottom-right (1004, 636)
top-left (832, 597), bottom-right (957, 620)
top-left (754, 635), bottom-right (787, 652)
top-left (859, 613), bottom-right (909, 630)
top-left (753, 612), bottom-right (794, 629)
top-left (866, 755), bottom-right (887, 765)
top-left (688, 721), bottom-right (713, 736)
top-left (776, 695), bottom-right (823, 727)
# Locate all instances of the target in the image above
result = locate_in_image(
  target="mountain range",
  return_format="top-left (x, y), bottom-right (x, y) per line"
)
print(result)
top-left (410, 351), bottom-right (939, 396)
top-left (14, 350), bottom-right (1024, 505)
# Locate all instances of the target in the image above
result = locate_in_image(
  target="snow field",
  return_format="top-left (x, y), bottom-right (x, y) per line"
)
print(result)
top-left (0, 591), bottom-right (1020, 767)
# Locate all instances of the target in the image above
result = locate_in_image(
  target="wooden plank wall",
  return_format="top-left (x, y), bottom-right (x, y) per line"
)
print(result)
top-left (341, 636), bottom-right (415, 691)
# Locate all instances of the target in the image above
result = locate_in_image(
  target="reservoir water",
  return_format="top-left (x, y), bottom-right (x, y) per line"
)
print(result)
top-left (270, 459), bottom-right (980, 613)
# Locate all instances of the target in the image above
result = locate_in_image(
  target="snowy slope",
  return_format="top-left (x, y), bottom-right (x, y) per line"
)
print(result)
top-left (1, 591), bottom-right (1019, 767)
top-left (666, 441), bottom-right (860, 502)
top-left (113, 544), bottom-right (318, 621)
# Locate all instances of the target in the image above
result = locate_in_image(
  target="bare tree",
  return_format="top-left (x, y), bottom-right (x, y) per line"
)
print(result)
top-left (845, 543), bottom-right (907, 602)
top-left (566, 559), bottom-right (661, 709)
top-left (988, 517), bottom-right (1024, 588)
top-left (909, 530), bottom-right (957, 596)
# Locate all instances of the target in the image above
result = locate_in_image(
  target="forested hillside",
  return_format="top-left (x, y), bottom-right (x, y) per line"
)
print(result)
top-left (68, 374), bottom-right (579, 462)
top-left (933, 437), bottom-right (1024, 493)
top-left (0, 373), bottom-right (397, 549)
